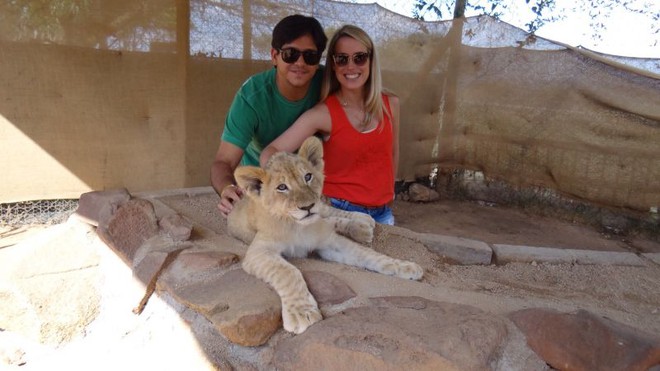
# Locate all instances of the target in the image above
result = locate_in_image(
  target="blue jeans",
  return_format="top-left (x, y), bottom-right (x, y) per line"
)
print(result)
top-left (328, 198), bottom-right (395, 225)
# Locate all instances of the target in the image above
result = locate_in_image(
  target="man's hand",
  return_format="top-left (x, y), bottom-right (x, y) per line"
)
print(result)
top-left (218, 184), bottom-right (243, 217)
top-left (211, 140), bottom-right (245, 217)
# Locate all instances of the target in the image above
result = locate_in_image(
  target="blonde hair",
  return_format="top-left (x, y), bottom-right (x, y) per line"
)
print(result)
top-left (321, 25), bottom-right (392, 127)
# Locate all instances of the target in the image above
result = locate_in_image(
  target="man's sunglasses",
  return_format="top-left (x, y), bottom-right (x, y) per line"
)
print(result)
top-left (332, 52), bottom-right (370, 67)
top-left (278, 48), bottom-right (321, 65)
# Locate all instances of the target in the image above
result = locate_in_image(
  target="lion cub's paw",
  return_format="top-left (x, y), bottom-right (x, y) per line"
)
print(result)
top-left (382, 260), bottom-right (424, 281)
top-left (282, 303), bottom-right (323, 334)
top-left (352, 212), bottom-right (376, 229)
top-left (397, 261), bottom-right (424, 280)
top-left (347, 219), bottom-right (374, 244)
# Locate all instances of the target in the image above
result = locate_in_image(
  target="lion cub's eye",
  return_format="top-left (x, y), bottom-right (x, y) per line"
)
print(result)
top-left (276, 184), bottom-right (288, 192)
top-left (304, 173), bottom-right (313, 183)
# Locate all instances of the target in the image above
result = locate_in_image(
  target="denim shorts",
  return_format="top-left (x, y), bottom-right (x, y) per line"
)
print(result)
top-left (328, 198), bottom-right (395, 225)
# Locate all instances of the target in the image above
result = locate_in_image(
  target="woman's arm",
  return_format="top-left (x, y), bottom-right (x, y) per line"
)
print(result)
top-left (260, 104), bottom-right (331, 167)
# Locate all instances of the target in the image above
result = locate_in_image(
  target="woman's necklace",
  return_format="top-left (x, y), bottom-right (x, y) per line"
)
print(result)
top-left (337, 93), bottom-right (372, 132)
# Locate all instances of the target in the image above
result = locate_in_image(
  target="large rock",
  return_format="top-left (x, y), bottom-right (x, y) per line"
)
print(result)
top-left (99, 199), bottom-right (159, 263)
top-left (416, 233), bottom-right (493, 265)
top-left (272, 296), bottom-right (510, 371)
top-left (492, 244), bottom-right (645, 266)
top-left (407, 183), bottom-right (440, 202)
top-left (302, 270), bottom-right (356, 306)
top-left (133, 249), bottom-right (170, 285)
top-left (74, 189), bottom-right (131, 227)
top-left (160, 268), bottom-right (281, 347)
top-left (162, 247), bottom-right (240, 285)
top-left (510, 308), bottom-right (660, 371)
top-left (158, 213), bottom-right (193, 242)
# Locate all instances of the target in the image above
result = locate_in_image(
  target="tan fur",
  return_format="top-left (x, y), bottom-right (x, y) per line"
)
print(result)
top-left (227, 136), bottom-right (423, 334)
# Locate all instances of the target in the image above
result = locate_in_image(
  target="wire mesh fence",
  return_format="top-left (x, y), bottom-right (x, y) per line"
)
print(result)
top-left (0, 199), bottom-right (79, 226)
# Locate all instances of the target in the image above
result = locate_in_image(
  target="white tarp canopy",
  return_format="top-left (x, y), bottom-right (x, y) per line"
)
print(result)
top-left (1, 0), bottom-right (658, 211)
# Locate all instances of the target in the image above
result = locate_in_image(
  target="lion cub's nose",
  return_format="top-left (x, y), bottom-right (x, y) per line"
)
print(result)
top-left (299, 203), bottom-right (315, 212)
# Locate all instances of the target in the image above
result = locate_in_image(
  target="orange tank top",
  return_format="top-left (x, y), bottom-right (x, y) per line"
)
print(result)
top-left (322, 94), bottom-right (394, 207)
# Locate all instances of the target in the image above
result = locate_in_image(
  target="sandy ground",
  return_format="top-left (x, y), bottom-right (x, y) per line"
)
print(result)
top-left (393, 199), bottom-right (660, 253)
top-left (0, 221), bottom-right (218, 370)
top-left (391, 199), bottom-right (660, 334)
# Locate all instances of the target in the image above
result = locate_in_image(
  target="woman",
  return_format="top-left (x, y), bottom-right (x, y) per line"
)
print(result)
top-left (260, 24), bottom-right (400, 225)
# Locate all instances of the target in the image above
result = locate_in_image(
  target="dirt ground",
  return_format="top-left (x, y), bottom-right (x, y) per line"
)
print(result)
top-left (393, 199), bottom-right (660, 253)
top-left (385, 199), bottom-right (660, 335)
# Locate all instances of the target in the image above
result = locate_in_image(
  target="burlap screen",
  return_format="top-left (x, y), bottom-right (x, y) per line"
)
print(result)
top-left (1, 0), bottom-right (658, 211)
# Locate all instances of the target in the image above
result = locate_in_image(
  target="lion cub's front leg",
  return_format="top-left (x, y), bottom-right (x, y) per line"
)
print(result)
top-left (242, 241), bottom-right (322, 334)
top-left (320, 204), bottom-right (376, 244)
top-left (318, 235), bottom-right (424, 280)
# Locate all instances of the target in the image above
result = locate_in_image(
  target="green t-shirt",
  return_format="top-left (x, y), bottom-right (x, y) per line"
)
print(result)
top-left (221, 68), bottom-right (323, 166)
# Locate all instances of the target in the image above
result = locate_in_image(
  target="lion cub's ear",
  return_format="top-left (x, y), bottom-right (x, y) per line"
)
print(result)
top-left (298, 136), bottom-right (324, 171)
top-left (234, 166), bottom-right (266, 196)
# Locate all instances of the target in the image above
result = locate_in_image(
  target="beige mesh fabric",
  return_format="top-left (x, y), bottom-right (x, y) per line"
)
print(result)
top-left (0, 0), bottom-right (658, 211)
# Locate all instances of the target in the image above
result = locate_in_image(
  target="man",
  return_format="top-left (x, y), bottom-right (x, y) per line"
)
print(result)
top-left (210, 14), bottom-right (327, 217)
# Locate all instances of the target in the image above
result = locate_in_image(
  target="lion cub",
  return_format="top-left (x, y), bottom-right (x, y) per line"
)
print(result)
top-left (227, 136), bottom-right (423, 334)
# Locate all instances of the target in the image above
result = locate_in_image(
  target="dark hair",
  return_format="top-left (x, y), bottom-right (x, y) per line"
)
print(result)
top-left (271, 14), bottom-right (327, 53)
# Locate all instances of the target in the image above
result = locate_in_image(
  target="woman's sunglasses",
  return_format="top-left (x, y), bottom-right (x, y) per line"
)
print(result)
top-left (278, 48), bottom-right (321, 65)
top-left (332, 52), bottom-right (371, 67)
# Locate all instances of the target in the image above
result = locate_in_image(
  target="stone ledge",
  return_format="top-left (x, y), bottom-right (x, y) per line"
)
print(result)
top-left (416, 232), bottom-right (493, 265)
top-left (132, 186), bottom-right (215, 199)
top-left (385, 225), bottom-right (492, 265)
top-left (492, 244), bottom-right (647, 266)
top-left (72, 188), bottom-right (130, 227)
top-left (643, 253), bottom-right (660, 265)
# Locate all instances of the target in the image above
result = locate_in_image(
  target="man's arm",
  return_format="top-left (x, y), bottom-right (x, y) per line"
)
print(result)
top-left (211, 140), bottom-right (244, 217)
